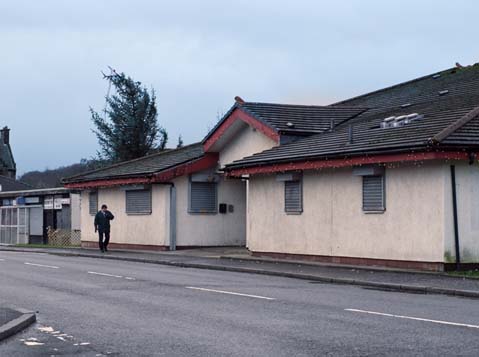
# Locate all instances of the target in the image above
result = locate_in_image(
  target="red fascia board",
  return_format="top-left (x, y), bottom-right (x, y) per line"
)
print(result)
top-left (153, 153), bottom-right (219, 181)
top-left (227, 151), bottom-right (471, 176)
top-left (203, 108), bottom-right (280, 152)
top-left (64, 154), bottom-right (219, 189)
top-left (64, 176), bottom-right (153, 189)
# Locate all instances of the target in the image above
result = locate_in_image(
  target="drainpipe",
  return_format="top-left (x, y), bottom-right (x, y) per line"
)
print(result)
top-left (166, 183), bottom-right (176, 251)
top-left (450, 165), bottom-right (460, 270)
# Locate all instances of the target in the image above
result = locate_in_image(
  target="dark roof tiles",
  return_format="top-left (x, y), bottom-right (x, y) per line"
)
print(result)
top-left (64, 143), bottom-right (204, 183)
top-left (239, 102), bottom-right (367, 134)
top-left (226, 94), bottom-right (479, 169)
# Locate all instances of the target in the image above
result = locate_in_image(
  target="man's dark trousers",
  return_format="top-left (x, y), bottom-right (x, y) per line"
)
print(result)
top-left (98, 230), bottom-right (110, 251)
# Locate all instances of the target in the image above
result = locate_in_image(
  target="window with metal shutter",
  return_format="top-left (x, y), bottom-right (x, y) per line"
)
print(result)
top-left (189, 182), bottom-right (217, 214)
top-left (285, 180), bottom-right (302, 214)
top-left (362, 175), bottom-right (385, 212)
top-left (126, 190), bottom-right (152, 214)
top-left (89, 192), bottom-right (98, 215)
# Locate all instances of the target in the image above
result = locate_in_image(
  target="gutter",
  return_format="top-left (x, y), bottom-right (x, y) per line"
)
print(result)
top-left (225, 150), bottom-right (473, 177)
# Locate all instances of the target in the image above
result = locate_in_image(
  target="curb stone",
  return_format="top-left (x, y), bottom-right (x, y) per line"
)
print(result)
top-left (2, 248), bottom-right (479, 300)
top-left (0, 308), bottom-right (36, 342)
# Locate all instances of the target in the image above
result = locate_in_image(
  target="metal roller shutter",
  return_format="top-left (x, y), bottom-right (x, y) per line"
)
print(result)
top-left (285, 180), bottom-right (302, 213)
top-left (126, 190), bottom-right (152, 214)
top-left (190, 182), bottom-right (217, 213)
top-left (362, 175), bottom-right (385, 212)
top-left (89, 192), bottom-right (98, 215)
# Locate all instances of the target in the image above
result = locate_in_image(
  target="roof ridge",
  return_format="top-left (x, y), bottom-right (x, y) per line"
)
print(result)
top-left (244, 101), bottom-right (366, 109)
top-left (63, 142), bottom-right (202, 183)
top-left (330, 66), bottom-right (457, 107)
top-left (431, 106), bottom-right (479, 144)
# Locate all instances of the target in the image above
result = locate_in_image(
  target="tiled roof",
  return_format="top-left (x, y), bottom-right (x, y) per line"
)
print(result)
top-left (225, 65), bottom-right (479, 170)
top-left (63, 143), bottom-right (204, 183)
top-left (202, 101), bottom-right (367, 145)
top-left (0, 176), bottom-right (33, 191)
top-left (239, 102), bottom-right (367, 134)
top-left (333, 64), bottom-right (479, 110)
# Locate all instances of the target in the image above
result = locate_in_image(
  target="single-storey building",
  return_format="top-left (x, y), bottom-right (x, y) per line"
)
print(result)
top-left (63, 97), bottom-right (363, 251)
top-left (65, 63), bottom-right (479, 271)
top-left (224, 64), bottom-right (479, 271)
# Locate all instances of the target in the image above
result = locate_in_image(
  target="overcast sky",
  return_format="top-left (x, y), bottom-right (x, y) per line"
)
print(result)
top-left (1, 0), bottom-right (478, 174)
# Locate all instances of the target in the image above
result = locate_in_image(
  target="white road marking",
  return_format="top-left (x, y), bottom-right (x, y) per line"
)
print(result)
top-left (0, 258), bottom-right (5, 261)
top-left (345, 308), bottom-right (479, 329)
top-left (88, 271), bottom-right (135, 280)
top-left (88, 271), bottom-right (123, 278)
top-left (24, 262), bottom-right (59, 269)
top-left (186, 286), bottom-right (276, 300)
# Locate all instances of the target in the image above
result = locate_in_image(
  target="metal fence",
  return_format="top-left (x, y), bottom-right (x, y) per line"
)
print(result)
top-left (0, 207), bottom-right (28, 245)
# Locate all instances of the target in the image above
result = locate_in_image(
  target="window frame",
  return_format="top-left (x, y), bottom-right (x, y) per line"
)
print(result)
top-left (362, 174), bottom-right (386, 213)
top-left (284, 178), bottom-right (303, 215)
top-left (188, 179), bottom-right (218, 215)
top-left (125, 189), bottom-right (152, 215)
top-left (88, 191), bottom-right (98, 216)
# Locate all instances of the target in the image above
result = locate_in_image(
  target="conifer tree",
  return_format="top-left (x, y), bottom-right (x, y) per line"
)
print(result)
top-left (91, 71), bottom-right (167, 162)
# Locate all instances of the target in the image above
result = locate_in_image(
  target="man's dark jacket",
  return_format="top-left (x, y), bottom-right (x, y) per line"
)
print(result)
top-left (94, 210), bottom-right (114, 232)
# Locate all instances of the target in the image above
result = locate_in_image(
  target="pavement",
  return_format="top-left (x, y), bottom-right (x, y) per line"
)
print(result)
top-left (1, 246), bottom-right (479, 299)
top-left (0, 306), bottom-right (36, 342)
top-left (2, 250), bottom-right (479, 356)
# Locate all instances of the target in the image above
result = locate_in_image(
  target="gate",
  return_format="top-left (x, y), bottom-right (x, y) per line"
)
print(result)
top-left (0, 206), bottom-right (29, 245)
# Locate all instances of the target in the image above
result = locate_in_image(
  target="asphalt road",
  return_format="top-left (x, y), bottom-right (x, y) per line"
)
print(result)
top-left (1, 251), bottom-right (479, 356)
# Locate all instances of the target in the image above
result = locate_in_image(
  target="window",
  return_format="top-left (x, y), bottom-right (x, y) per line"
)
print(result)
top-left (285, 180), bottom-right (302, 214)
top-left (89, 192), bottom-right (98, 215)
top-left (126, 189), bottom-right (152, 214)
top-left (189, 182), bottom-right (217, 214)
top-left (362, 175), bottom-right (385, 212)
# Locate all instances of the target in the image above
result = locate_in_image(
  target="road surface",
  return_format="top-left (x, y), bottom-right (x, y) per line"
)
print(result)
top-left (1, 250), bottom-right (479, 356)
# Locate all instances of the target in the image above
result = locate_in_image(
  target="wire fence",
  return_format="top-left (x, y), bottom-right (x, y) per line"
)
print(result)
top-left (47, 227), bottom-right (81, 247)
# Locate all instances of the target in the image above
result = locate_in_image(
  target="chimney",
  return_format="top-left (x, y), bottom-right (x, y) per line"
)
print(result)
top-left (234, 96), bottom-right (245, 105)
top-left (1, 127), bottom-right (10, 145)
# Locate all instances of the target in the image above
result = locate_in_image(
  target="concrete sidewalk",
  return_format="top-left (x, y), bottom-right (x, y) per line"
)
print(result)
top-left (2, 246), bottom-right (479, 299)
top-left (0, 306), bottom-right (36, 342)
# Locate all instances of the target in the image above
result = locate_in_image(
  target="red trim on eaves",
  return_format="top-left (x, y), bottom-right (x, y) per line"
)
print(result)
top-left (227, 151), bottom-right (471, 176)
top-left (64, 176), bottom-right (154, 189)
top-left (203, 108), bottom-right (280, 152)
top-left (153, 153), bottom-right (219, 181)
top-left (64, 153), bottom-right (219, 189)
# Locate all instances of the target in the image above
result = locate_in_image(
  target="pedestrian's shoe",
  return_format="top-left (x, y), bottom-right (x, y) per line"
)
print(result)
top-left (104, 247), bottom-right (108, 252)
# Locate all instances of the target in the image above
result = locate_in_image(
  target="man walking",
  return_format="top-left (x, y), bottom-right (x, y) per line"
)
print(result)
top-left (94, 204), bottom-right (114, 252)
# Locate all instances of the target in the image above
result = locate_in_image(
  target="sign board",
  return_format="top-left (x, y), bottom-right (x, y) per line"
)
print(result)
top-left (2, 199), bottom-right (12, 206)
top-left (25, 197), bottom-right (40, 204)
top-left (44, 197), bottom-right (54, 209)
top-left (54, 198), bottom-right (63, 210)
top-left (60, 198), bottom-right (71, 205)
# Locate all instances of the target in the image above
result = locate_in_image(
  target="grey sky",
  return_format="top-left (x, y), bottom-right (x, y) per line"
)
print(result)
top-left (1, 0), bottom-right (478, 174)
